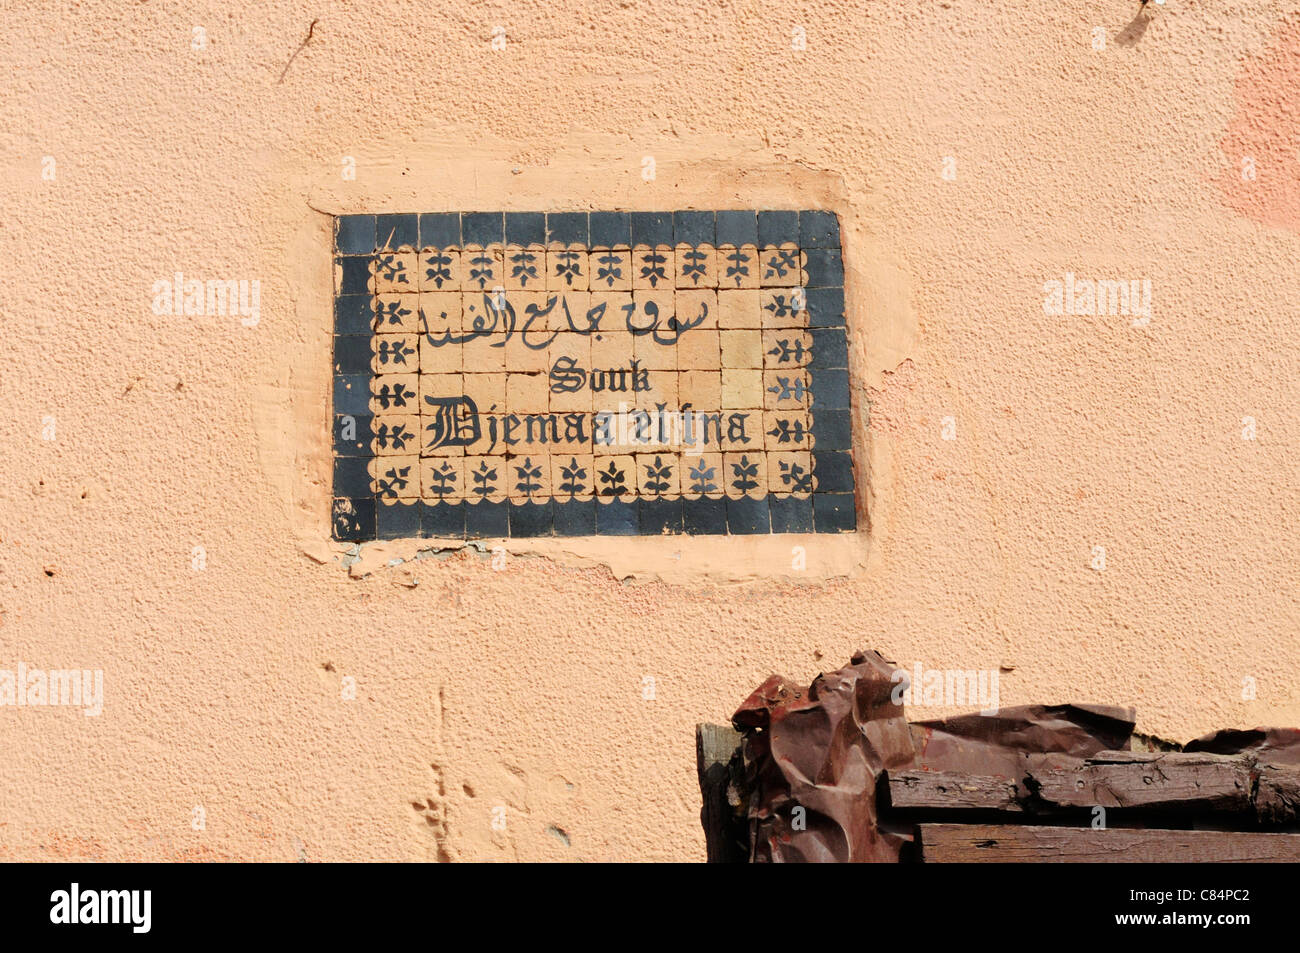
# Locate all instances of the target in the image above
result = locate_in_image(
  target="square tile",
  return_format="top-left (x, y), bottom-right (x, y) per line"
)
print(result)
top-left (373, 294), bottom-right (420, 334)
top-left (373, 252), bottom-right (418, 293)
top-left (461, 212), bottom-right (504, 248)
top-left (422, 500), bottom-right (465, 538)
top-left (336, 215), bottom-right (376, 255)
top-left (332, 497), bottom-right (375, 541)
top-left (376, 213), bottom-right (419, 251)
top-left (505, 211), bottom-right (546, 248)
top-left (589, 211), bottom-right (631, 249)
top-left (554, 499), bottom-right (597, 536)
top-left (631, 211), bottom-right (673, 248)
top-left (588, 249), bottom-right (632, 290)
top-left (594, 498), bottom-right (638, 535)
top-left (546, 211), bottom-right (589, 247)
top-left (803, 248), bottom-right (844, 288)
top-left (334, 413), bottom-right (373, 455)
top-left (675, 245), bottom-right (717, 288)
top-left (336, 256), bottom-right (372, 296)
top-left (769, 495), bottom-right (813, 533)
top-left (726, 496), bottom-right (770, 534)
top-left (632, 246), bottom-right (674, 291)
top-left (640, 498), bottom-right (683, 535)
top-left (419, 212), bottom-right (461, 251)
top-left (464, 499), bottom-right (508, 538)
top-left (757, 210), bottom-right (799, 248)
top-left (509, 499), bottom-right (553, 537)
top-left (799, 209), bottom-right (840, 248)
top-left (814, 493), bottom-right (857, 533)
top-left (420, 249), bottom-right (461, 291)
top-left (674, 210), bottom-right (715, 247)
top-left (812, 451), bottom-right (855, 493)
top-left (715, 210), bottom-right (758, 248)
top-left (334, 294), bottom-right (374, 335)
top-left (375, 499), bottom-right (421, 540)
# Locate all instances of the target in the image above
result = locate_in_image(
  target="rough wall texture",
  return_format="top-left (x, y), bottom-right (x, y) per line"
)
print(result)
top-left (0, 1), bottom-right (1296, 861)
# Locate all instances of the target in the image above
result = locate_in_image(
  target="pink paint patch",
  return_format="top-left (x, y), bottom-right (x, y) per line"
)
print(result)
top-left (1220, 15), bottom-right (1300, 233)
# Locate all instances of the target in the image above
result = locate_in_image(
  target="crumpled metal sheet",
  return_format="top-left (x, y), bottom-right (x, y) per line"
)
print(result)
top-left (732, 649), bottom-right (915, 863)
top-left (732, 653), bottom-right (1137, 862)
top-left (1183, 727), bottom-right (1300, 765)
top-left (910, 703), bottom-right (1137, 799)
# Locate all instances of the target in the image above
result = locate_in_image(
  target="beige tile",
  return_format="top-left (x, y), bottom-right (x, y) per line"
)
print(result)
top-left (675, 244), bottom-right (717, 289)
top-left (420, 456), bottom-right (465, 503)
top-left (506, 372), bottom-right (549, 414)
top-left (550, 290), bottom-right (592, 332)
top-left (420, 249), bottom-right (461, 292)
top-left (372, 334), bottom-right (419, 375)
top-left (462, 372), bottom-right (506, 414)
top-left (505, 454), bottom-right (550, 500)
top-left (760, 289), bottom-right (808, 329)
top-left (370, 455), bottom-right (420, 500)
top-left (504, 245), bottom-right (546, 291)
top-left (635, 452), bottom-right (681, 499)
top-left (370, 415), bottom-right (420, 456)
top-left (373, 293), bottom-right (420, 334)
top-left (593, 454), bottom-right (635, 499)
top-left (632, 245), bottom-right (674, 291)
top-left (723, 451), bottom-right (767, 499)
top-left (461, 246), bottom-right (505, 293)
top-left (721, 367), bottom-right (763, 410)
top-left (767, 451), bottom-right (814, 497)
top-left (463, 456), bottom-right (507, 502)
top-left (763, 369), bottom-right (811, 410)
top-left (369, 373), bottom-right (419, 414)
top-left (588, 248), bottom-right (632, 291)
top-left (759, 244), bottom-right (802, 287)
top-left (461, 332), bottom-right (507, 373)
top-left (417, 336), bottom-right (461, 375)
top-left (545, 248), bottom-right (589, 292)
top-left (762, 329), bottom-right (813, 368)
top-left (762, 411), bottom-right (811, 450)
top-left (551, 453), bottom-right (595, 500)
top-left (719, 328), bottom-right (763, 368)
top-left (419, 292), bottom-right (462, 337)
top-left (678, 370), bottom-right (722, 412)
top-left (720, 410), bottom-right (763, 452)
top-left (717, 245), bottom-right (759, 289)
top-left (372, 252), bottom-right (418, 294)
top-left (716, 289), bottom-right (762, 329)
top-left (680, 452), bottom-right (725, 499)
top-left (674, 289), bottom-right (718, 332)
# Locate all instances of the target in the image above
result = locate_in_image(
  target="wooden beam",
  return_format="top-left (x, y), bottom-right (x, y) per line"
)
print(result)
top-left (696, 723), bottom-right (748, 863)
top-left (887, 770), bottom-right (1022, 812)
top-left (1029, 751), bottom-right (1252, 813)
top-left (918, 824), bottom-right (1300, 863)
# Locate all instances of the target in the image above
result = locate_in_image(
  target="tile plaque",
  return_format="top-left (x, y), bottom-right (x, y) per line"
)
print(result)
top-left (331, 210), bottom-right (855, 540)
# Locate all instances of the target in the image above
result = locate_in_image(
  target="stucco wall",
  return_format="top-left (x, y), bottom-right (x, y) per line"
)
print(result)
top-left (1, 1), bottom-right (1296, 861)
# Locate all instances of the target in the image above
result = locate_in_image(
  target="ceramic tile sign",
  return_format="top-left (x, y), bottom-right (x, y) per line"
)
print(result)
top-left (330, 210), bottom-right (856, 541)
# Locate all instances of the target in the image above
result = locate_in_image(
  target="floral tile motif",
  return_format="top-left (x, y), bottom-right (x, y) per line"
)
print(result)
top-left (331, 210), bottom-right (856, 540)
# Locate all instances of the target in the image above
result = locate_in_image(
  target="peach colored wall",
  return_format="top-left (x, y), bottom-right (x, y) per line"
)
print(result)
top-left (1, 1), bottom-right (1296, 861)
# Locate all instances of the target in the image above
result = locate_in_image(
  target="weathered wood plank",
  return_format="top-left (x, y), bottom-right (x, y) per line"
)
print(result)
top-left (887, 770), bottom-right (1022, 812)
top-left (696, 723), bottom-right (747, 863)
top-left (918, 824), bottom-right (1300, 863)
top-left (1257, 764), bottom-right (1300, 825)
top-left (1030, 751), bottom-right (1252, 812)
